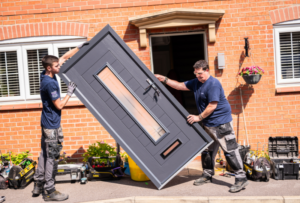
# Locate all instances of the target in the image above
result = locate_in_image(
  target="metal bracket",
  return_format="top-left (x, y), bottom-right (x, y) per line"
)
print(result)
top-left (145, 79), bottom-right (160, 97)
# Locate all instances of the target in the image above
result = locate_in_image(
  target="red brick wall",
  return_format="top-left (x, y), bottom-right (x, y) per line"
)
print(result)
top-left (1, 0), bottom-right (300, 161)
top-left (0, 106), bottom-right (115, 162)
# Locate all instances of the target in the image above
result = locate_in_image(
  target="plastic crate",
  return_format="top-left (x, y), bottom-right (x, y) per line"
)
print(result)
top-left (268, 136), bottom-right (299, 180)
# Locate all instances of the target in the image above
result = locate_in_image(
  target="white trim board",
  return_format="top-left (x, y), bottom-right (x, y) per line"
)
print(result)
top-left (0, 36), bottom-right (85, 45)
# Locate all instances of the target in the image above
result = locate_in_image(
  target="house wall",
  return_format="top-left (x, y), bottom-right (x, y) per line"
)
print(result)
top-left (1, 0), bottom-right (300, 162)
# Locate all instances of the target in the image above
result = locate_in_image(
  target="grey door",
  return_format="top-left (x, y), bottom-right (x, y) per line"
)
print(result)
top-left (58, 24), bottom-right (213, 189)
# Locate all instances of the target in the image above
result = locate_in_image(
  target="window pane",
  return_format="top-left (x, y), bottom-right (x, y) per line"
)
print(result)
top-left (27, 49), bottom-right (48, 95)
top-left (58, 47), bottom-right (75, 94)
top-left (0, 51), bottom-right (20, 97)
top-left (98, 67), bottom-right (166, 141)
top-left (280, 31), bottom-right (300, 79)
top-left (292, 32), bottom-right (300, 78)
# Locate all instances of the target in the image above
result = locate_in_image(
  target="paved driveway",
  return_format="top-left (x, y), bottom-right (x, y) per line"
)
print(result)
top-left (1, 161), bottom-right (300, 203)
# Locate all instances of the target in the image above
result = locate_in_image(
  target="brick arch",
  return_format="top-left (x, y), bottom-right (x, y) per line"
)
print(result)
top-left (0, 22), bottom-right (89, 41)
top-left (269, 5), bottom-right (300, 24)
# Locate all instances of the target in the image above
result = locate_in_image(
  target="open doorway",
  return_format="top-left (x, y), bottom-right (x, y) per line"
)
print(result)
top-left (150, 32), bottom-right (207, 114)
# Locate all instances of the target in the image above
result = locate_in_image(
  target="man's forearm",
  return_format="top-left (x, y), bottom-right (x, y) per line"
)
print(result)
top-left (165, 78), bottom-right (187, 91)
top-left (154, 74), bottom-right (189, 91)
top-left (56, 95), bottom-right (71, 110)
top-left (59, 48), bottom-right (79, 66)
top-left (201, 107), bottom-right (214, 118)
top-left (201, 104), bottom-right (217, 119)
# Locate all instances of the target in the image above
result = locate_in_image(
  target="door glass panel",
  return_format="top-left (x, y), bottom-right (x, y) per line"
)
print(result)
top-left (98, 67), bottom-right (166, 141)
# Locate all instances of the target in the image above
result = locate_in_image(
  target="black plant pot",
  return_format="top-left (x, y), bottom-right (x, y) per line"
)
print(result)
top-left (242, 74), bottom-right (262, 84)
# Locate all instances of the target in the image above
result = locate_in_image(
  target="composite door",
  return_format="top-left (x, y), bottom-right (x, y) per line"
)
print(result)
top-left (58, 25), bottom-right (213, 189)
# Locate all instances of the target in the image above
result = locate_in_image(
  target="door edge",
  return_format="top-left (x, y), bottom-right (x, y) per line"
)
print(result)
top-left (158, 140), bottom-right (214, 190)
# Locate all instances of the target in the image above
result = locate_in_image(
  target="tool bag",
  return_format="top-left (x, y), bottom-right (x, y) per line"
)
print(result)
top-left (8, 158), bottom-right (36, 189)
top-left (243, 142), bottom-right (271, 182)
top-left (8, 165), bottom-right (22, 189)
top-left (0, 174), bottom-right (8, 190)
top-left (249, 157), bottom-right (271, 182)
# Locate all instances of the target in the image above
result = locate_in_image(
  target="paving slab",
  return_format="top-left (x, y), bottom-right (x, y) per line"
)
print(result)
top-left (1, 161), bottom-right (300, 203)
top-left (284, 196), bottom-right (300, 203)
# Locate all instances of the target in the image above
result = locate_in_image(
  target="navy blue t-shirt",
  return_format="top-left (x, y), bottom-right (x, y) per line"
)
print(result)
top-left (40, 70), bottom-right (61, 129)
top-left (184, 76), bottom-right (232, 127)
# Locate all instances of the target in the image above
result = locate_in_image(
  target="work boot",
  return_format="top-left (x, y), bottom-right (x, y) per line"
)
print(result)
top-left (229, 178), bottom-right (249, 193)
top-left (193, 175), bottom-right (212, 186)
top-left (44, 190), bottom-right (69, 201)
top-left (32, 181), bottom-right (44, 196)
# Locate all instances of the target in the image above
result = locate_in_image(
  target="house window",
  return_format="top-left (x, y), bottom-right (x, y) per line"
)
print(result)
top-left (274, 21), bottom-right (300, 87)
top-left (0, 37), bottom-right (86, 103)
top-left (279, 32), bottom-right (300, 80)
top-left (0, 51), bottom-right (20, 98)
top-left (58, 47), bottom-right (76, 94)
top-left (27, 49), bottom-right (48, 96)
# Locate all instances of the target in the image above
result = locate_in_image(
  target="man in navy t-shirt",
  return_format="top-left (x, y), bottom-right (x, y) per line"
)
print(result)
top-left (155, 60), bottom-right (248, 193)
top-left (32, 43), bottom-right (86, 201)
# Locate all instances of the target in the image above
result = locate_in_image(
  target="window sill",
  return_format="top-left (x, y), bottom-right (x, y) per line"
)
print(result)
top-left (276, 86), bottom-right (300, 93)
top-left (0, 100), bottom-right (84, 111)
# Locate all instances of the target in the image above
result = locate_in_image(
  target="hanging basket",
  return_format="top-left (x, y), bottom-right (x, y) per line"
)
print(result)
top-left (242, 74), bottom-right (262, 84)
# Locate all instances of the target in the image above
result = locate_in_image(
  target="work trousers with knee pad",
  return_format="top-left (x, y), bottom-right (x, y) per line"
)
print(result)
top-left (34, 126), bottom-right (63, 192)
top-left (201, 121), bottom-right (246, 179)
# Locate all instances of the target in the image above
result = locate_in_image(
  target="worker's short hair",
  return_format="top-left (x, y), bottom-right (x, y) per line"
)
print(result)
top-left (193, 60), bottom-right (209, 71)
top-left (42, 55), bottom-right (59, 70)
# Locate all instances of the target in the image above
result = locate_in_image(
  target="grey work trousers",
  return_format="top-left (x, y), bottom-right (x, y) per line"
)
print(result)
top-left (202, 121), bottom-right (246, 179)
top-left (34, 126), bottom-right (63, 192)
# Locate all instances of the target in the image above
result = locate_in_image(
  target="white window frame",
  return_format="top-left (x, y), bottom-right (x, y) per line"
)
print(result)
top-left (274, 22), bottom-right (300, 87)
top-left (22, 43), bottom-right (53, 100)
top-left (0, 46), bottom-right (25, 101)
top-left (0, 36), bottom-right (86, 104)
top-left (53, 40), bottom-right (85, 98)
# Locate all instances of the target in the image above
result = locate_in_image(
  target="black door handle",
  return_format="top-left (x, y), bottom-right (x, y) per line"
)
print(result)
top-left (145, 79), bottom-right (160, 97)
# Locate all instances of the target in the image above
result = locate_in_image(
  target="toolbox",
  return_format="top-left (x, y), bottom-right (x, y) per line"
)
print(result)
top-left (55, 163), bottom-right (86, 183)
top-left (268, 136), bottom-right (299, 180)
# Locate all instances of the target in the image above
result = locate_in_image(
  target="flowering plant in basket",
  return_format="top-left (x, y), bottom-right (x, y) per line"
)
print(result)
top-left (239, 66), bottom-right (264, 76)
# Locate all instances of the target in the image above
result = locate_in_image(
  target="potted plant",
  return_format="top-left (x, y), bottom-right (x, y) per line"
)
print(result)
top-left (1, 150), bottom-right (32, 165)
top-left (239, 65), bottom-right (264, 84)
top-left (83, 141), bottom-right (117, 168)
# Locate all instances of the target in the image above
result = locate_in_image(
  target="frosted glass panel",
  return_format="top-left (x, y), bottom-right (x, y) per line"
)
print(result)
top-left (98, 67), bottom-right (165, 141)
